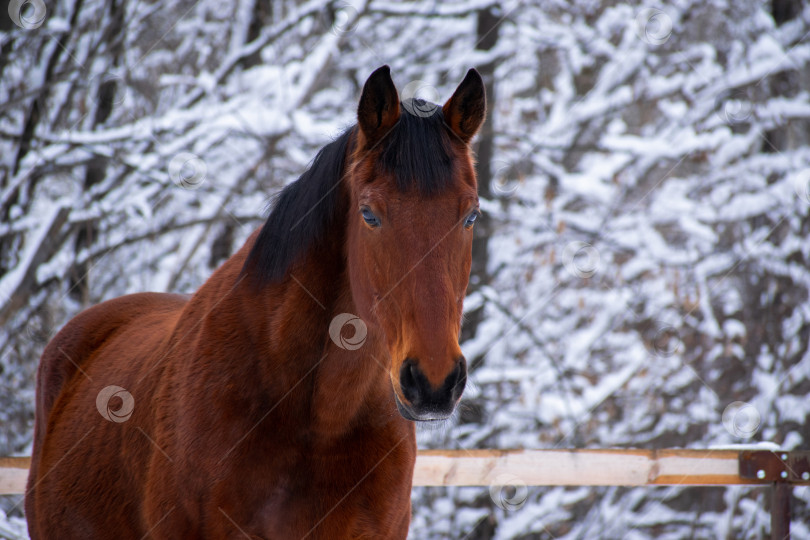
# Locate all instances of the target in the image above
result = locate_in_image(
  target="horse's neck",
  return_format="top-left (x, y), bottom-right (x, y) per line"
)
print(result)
top-left (269, 252), bottom-right (402, 439)
top-left (186, 230), bottom-right (401, 440)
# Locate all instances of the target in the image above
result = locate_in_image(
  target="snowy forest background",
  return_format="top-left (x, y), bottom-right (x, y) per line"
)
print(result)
top-left (2, 0), bottom-right (810, 538)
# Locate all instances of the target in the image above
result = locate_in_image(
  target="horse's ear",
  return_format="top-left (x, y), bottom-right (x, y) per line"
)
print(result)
top-left (357, 65), bottom-right (400, 147)
top-left (442, 69), bottom-right (486, 144)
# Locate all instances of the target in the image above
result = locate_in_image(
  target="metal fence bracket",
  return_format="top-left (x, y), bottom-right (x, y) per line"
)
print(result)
top-left (739, 450), bottom-right (810, 483)
top-left (738, 450), bottom-right (810, 540)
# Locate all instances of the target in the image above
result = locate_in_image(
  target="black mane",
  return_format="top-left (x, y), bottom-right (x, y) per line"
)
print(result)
top-left (243, 104), bottom-right (455, 285)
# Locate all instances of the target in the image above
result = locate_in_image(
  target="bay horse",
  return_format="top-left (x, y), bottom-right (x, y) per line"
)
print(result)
top-left (26, 65), bottom-right (485, 539)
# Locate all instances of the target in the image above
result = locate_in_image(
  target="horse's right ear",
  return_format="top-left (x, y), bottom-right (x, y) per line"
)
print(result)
top-left (357, 65), bottom-right (400, 148)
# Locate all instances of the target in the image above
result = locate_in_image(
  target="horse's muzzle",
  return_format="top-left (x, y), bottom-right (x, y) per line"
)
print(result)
top-left (396, 356), bottom-right (466, 421)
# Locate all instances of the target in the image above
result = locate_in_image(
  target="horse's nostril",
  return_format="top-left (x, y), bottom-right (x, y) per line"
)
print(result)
top-left (452, 356), bottom-right (467, 399)
top-left (400, 358), bottom-right (420, 403)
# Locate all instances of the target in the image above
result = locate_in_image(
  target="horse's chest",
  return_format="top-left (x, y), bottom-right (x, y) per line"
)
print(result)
top-left (255, 484), bottom-right (404, 539)
top-left (245, 439), bottom-right (414, 538)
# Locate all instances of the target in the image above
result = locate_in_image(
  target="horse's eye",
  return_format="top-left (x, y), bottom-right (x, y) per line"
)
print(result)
top-left (361, 206), bottom-right (381, 227)
top-left (464, 209), bottom-right (480, 229)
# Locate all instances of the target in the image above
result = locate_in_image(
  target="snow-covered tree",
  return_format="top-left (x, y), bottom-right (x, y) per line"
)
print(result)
top-left (2, 1), bottom-right (809, 538)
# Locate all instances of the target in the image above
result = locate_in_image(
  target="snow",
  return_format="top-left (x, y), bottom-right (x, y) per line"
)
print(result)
top-left (3, 0), bottom-right (810, 538)
top-left (0, 204), bottom-right (63, 308)
top-left (0, 509), bottom-right (27, 540)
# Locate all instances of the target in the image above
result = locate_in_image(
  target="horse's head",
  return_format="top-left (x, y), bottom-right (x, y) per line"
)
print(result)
top-left (345, 66), bottom-right (486, 421)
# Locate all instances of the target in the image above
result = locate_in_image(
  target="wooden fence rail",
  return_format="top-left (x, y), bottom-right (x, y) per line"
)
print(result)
top-left (3, 449), bottom-right (808, 538)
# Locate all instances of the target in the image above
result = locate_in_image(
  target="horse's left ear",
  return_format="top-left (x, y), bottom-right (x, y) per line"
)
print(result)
top-left (442, 69), bottom-right (486, 144)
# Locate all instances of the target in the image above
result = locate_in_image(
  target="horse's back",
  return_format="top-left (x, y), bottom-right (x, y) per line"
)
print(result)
top-left (26, 292), bottom-right (187, 539)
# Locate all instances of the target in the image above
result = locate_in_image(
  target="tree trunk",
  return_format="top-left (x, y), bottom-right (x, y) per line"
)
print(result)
top-left (69, 0), bottom-right (124, 303)
top-left (461, 5), bottom-right (499, 358)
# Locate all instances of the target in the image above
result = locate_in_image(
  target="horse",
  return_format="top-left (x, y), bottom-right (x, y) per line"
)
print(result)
top-left (25, 65), bottom-right (485, 539)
